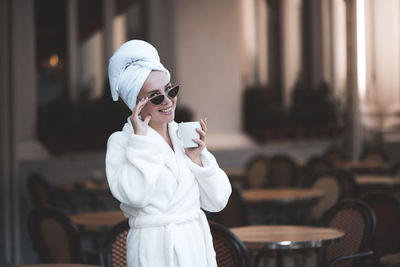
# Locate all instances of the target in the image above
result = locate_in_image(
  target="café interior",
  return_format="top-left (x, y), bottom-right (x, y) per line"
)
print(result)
top-left (2, 0), bottom-right (400, 266)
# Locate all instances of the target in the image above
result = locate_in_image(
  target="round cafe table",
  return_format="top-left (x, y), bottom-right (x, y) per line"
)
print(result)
top-left (356, 175), bottom-right (400, 188)
top-left (242, 188), bottom-right (325, 205)
top-left (242, 188), bottom-right (325, 224)
top-left (69, 209), bottom-right (126, 231)
top-left (231, 225), bottom-right (344, 267)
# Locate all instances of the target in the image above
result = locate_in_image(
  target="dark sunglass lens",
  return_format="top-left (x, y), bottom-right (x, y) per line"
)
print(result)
top-left (168, 86), bottom-right (179, 98)
top-left (150, 95), bottom-right (164, 105)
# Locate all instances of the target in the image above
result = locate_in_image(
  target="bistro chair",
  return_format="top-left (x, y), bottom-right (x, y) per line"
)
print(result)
top-left (304, 171), bottom-right (348, 224)
top-left (360, 147), bottom-right (389, 165)
top-left (352, 147), bottom-right (389, 175)
top-left (27, 206), bottom-right (98, 264)
top-left (267, 154), bottom-right (298, 188)
top-left (363, 193), bottom-right (400, 264)
top-left (381, 252), bottom-right (400, 267)
top-left (323, 145), bottom-right (346, 168)
top-left (389, 161), bottom-right (400, 177)
top-left (27, 172), bottom-right (76, 213)
top-left (321, 199), bottom-right (376, 267)
top-left (244, 155), bottom-right (269, 188)
top-left (212, 186), bottom-right (252, 228)
top-left (209, 221), bottom-right (249, 267)
top-left (303, 156), bottom-right (333, 181)
top-left (100, 219), bottom-right (129, 267)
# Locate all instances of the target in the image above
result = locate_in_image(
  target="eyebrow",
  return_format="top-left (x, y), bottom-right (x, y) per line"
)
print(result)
top-left (147, 83), bottom-right (172, 95)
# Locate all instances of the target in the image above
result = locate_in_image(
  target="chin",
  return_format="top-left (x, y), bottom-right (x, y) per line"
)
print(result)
top-left (154, 111), bottom-right (175, 124)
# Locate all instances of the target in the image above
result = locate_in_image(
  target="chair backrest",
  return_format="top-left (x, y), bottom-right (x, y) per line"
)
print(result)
top-left (390, 161), bottom-right (400, 177)
top-left (100, 219), bottom-right (129, 267)
top-left (322, 199), bottom-right (376, 267)
top-left (214, 186), bottom-right (250, 228)
top-left (323, 146), bottom-right (346, 167)
top-left (27, 172), bottom-right (75, 212)
top-left (360, 147), bottom-right (389, 167)
top-left (267, 154), bottom-right (297, 188)
top-left (209, 221), bottom-right (249, 267)
top-left (307, 171), bottom-right (346, 222)
top-left (304, 156), bottom-right (333, 177)
top-left (27, 207), bottom-right (83, 263)
top-left (27, 172), bottom-right (56, 208)
top-left (244, 155), bottom-right (269, 188)
top-left (363, 193), bottom-right (400, 257)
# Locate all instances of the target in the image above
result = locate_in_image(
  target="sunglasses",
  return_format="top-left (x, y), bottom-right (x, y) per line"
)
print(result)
top-left (148, 85), bottom-right (180, 105)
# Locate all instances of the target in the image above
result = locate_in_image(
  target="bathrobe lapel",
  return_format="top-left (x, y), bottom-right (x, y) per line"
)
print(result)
top-left (123, 119), bottom-right (196, 211)
top-left (168, 122), bottom-right (197, 209)
top-left (124, 119), bottom-right (185, 184)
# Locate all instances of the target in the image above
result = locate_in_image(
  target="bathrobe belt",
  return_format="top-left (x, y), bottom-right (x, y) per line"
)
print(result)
top-left (129, 210), bottom-right (215, 267)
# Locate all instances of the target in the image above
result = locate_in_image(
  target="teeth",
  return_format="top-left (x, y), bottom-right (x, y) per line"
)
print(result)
top-left (160, 107), bottom-right (172, 113)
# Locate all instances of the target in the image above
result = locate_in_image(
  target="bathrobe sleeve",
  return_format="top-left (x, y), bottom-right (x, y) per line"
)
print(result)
top-left (106, 131), bottom-right (165, 208)
top-left (185, 149), bottom-right (232, 212)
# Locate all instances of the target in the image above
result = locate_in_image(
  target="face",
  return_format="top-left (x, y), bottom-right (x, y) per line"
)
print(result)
top-left (137, 71), bottom-right (177, 126)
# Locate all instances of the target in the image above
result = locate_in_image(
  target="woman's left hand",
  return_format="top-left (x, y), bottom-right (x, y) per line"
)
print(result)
top-left (185, 118), bottom-right (207, 166)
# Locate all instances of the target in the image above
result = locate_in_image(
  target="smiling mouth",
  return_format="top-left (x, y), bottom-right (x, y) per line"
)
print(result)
top-left (159, 107), bottom-right (172, 113)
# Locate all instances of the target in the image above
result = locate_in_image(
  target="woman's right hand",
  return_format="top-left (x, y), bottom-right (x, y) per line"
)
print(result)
top-left (130, 97), bottom-right (151, 136)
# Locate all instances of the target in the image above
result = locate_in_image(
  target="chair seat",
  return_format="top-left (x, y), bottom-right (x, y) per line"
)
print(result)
top-left (381, 252), bottom-right (400, 267)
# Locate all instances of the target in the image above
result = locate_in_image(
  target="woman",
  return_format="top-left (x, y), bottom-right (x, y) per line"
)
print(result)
top-left (106, 40), bottom-right (232, 267)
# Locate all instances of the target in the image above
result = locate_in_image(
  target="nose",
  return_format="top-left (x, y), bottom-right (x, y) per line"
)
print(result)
top-left (162, 93), bottom-right (172, 105)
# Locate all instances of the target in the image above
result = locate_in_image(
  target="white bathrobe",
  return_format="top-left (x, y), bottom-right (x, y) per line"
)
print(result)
top-left (105, 118), bottom-right (232, 267)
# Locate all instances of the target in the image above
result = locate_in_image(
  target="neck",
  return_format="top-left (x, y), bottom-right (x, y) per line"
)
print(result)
top-left (149, 121), bottom-right (169, 139)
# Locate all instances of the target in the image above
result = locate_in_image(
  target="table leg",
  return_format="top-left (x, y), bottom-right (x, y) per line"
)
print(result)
top-left (276, 250), bottom-right (283, 267)
top-left (317, 247), bottom-right (324, 267)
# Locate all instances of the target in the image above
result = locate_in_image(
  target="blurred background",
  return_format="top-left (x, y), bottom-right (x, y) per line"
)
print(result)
top-left (2, 0), bottom-right (400, 265)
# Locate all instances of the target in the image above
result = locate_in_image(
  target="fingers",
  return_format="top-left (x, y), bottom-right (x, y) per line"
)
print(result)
top-left (143, 115), bottom-right (151, 125)
top-left (192, 138), bottom-right (206, 150)
top-left (133, 97), bottom-right (149, 118)
top-left (200, 118), bottom-right (207, 132)
top-left (197, 118), bottom-right (207, 141)
top-left (196, 128), bottom-right (206, 141)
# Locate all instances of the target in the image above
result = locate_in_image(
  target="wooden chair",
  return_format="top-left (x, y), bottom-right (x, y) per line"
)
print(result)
top-left (389, 161), bottom-right (400, 177)
top-left (360, 147), bottom-right (389, 165)
top-left (353, 147), bottom-right (389, 175)
top-left (323, 145), bottom-right (346, 168)
top-left (244, 155), bottom-right (269, 188)
top-left (363, 193), bottom-right (400, 264)
top-left (303, 156), bottom-right (333, 178)
top-left (267, 154), bottom-right (298, 188)
top-left (27, 172), bottom-right (75, 212)
top-left (209, 221), bottom-right (249, 267)
top-left (321, 199), bottom-right (376, 267)
top-left (27, 206), bottom-right (98, 264)
top-left (305, 171), bottom-right (348, 224)
top-left (211, 186), bottom-right (251, 228)
top-left (100, 219), bottom-right (129, 267)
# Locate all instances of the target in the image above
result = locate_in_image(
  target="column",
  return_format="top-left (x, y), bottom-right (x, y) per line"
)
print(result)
top-left (174, 0), bottom-right (242, 133)
top-left (281, 0), bottom-right (301, 107)
top-left (301, 0), bottom-right (323, 90)
top-left (266, 0), bottom-right (283, 104)
top-left (255, 0), bottom-right (268, 86)
top-left (67, 0), bottom-right (79, 101)
top-left (0, 0), bottom-right (16, 264)
top-left (10, 0), bottom-right (37, 261)
top-left (103, 0), bottom-right (115, 62)
top-left (344, 0), bottom-right (362, 160)
top-left (330, 0), bottom-right (347, 100)
top-left (147, 0), bottom-right (176, 78)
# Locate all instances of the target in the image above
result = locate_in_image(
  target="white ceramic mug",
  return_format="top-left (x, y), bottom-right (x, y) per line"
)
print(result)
top-left (176, 121), bottom-right (201, 148)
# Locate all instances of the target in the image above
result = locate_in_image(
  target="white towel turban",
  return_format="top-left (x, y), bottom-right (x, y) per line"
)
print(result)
top-left (108, 40), bottom-right (170, 111)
